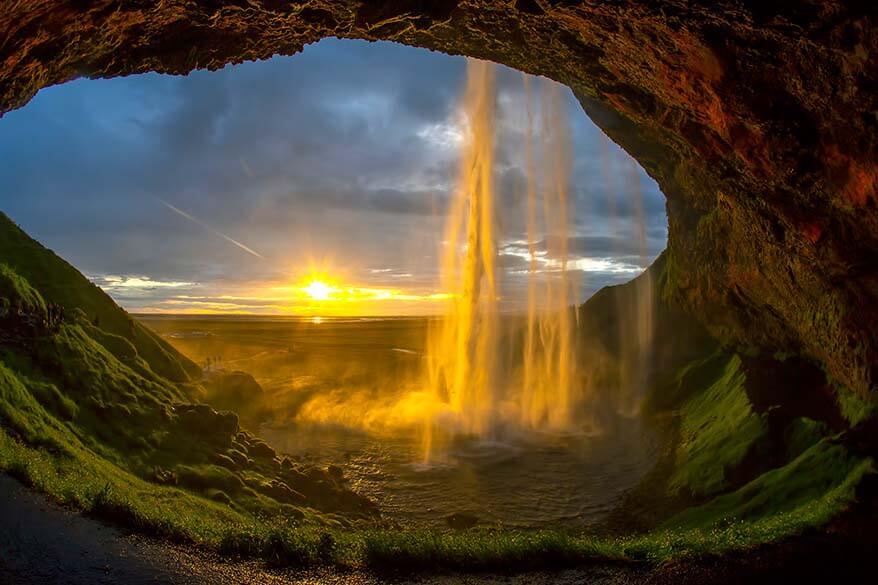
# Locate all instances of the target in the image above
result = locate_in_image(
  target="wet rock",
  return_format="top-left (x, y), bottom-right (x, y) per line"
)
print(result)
top-left (281, 468), bottom-right (311, 494)
top-left (260, 479), bottom-right (306, 505)
top-left (175, 404), bottom-right (238, 448)
top-left (210, 453), bottom-right (236, 470)
top-left (336, 491), bottom-right (379, 517)
top-left (327, 464), bottom-right (345, 482)
top-left (246, 440), bottom-right (276, 460)
top-left (305, 467), bottom-right (326, 481)
top-left (226, 448), bottom-right (249, 469)
top-left (207, 489), bottom-right (232, 505)
top-left (445, 512), bottom-right (479, 529)
top-left (203, 371), bottom-right (265, 419)
top-left (153, 466), bottom-right (177, 486)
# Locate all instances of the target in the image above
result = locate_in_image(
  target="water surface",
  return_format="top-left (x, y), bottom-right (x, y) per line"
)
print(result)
top-left (143, 315), bottom-right (660, 530)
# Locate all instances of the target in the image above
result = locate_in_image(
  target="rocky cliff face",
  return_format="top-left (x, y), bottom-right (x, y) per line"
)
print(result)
top-left (2, 1), bottom-right (876, 398)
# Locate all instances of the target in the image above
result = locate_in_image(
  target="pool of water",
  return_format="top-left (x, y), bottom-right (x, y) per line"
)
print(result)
top-left (143, 315), bottom-right (661, 530)
top-left (262, 417), bottom-right (659, 530)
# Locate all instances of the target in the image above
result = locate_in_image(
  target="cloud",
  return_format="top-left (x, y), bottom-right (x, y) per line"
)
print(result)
top-left (0, 39), bottom-right (667, 312)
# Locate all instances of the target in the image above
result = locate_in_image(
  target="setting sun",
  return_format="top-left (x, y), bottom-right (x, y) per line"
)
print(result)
top-left (303, 279), bottom-right (334, 301)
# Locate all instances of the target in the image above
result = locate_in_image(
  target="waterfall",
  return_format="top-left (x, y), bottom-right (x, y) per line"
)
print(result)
top-left (423, 58), bottom-right (653, 460)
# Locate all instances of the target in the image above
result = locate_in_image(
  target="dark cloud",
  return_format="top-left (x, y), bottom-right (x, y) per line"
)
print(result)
top-left (0, 39), bottom-right (667, 313)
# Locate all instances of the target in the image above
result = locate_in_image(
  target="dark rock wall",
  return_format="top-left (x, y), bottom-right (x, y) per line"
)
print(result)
top-left (2, 1), bottom-right (876, 397)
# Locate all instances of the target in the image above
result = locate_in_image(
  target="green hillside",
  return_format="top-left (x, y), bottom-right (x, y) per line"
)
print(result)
top-left (0, 213), bottom-right (384, 564)
top-left (0, 213), bottom-right (199, 382)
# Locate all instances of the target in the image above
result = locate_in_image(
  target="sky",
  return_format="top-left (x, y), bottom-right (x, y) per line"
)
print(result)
top-left (0, 39), bottom-right (667, 316)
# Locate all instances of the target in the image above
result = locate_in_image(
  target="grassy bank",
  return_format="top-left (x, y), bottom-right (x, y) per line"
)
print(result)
top-left (0, 417), bottom-right (870, 572)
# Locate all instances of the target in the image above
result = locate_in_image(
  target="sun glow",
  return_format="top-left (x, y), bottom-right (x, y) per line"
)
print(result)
top-left (303, 279), bottom-right (335, 301)
top-left (217, 271), bottom-right (454, 316)
top-left (131, 266), bottom-right (453, 316)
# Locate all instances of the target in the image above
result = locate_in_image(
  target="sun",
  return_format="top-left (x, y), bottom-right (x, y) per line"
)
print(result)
top-left (303, 279), bottom-right (334, 301)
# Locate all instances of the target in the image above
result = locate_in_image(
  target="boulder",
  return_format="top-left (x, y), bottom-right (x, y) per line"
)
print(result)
top-left (445, 512), bottom-right (480, 530)
top-left (175, 404), bottom-right (238, 447)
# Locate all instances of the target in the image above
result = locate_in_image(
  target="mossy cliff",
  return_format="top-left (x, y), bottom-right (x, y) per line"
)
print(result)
top-left (579, 252), bottom-right (876, 552)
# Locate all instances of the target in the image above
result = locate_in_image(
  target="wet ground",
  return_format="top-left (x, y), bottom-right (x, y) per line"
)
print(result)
top-left (0, 475), bottom-right (646, 584)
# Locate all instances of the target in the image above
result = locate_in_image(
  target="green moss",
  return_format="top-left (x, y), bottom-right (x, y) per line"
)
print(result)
top-left (784, 417), bottom-right (825, 461)
top-left (836, 386), bottom-right (876, 427)
top-left (663, 440), bottom-right (872, 531)
top-left (0, 411), bottom-right (871, 572)
top-left (0, 262), bottom-right (47, 317)
top-left (0, 362), bottom-right (67, 450)
top-left (0, 426), bottom-right (252, 544)
top-left (176, 463), bottom-right (247, 494)
top-left (0, 213), bottom-right (199, 382)
top-left (645, 349), bottom-right (727, 412)
top-left (669, 354), bottom-right (767, 497)
top-left (79, 321), bottom-right (138, 360)
top-left (27, 379), bottom-right (79, 421)
top-left (360, 529), bottom-right (626, 572)
top-left (659, 248), bottom-right (682, 304)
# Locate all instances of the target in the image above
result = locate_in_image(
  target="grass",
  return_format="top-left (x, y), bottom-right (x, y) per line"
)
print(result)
top-left (0, 212), bottom-right (199, 382)
top-left (664, 440), bottom-right (872, 531)
top-left (1, 330), bottom-right (873, 573)
top-left (0, 261), bottom-right (47, 316)
top-left (1, 339), bottom-right (871, 573)
top-left (669, 353), bottom-right (767, 496)
top-left (784, 417), bottom-right (826, 461)
top-left (0, 426), bottom-right (253, 545)
top-left (2, 418), bottom-right (870, 572)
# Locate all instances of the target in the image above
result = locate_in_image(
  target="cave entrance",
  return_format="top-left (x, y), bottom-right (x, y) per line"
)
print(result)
top-left (0, 39), bottom-right (669, 530)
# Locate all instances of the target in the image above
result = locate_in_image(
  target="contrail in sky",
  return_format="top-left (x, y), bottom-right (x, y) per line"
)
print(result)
top-left (158, 199), bottom-right (265, 259)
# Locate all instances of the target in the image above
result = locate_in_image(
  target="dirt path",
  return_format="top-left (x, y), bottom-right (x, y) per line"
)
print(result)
top-left (0, 474), bottom-right (646, 584)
